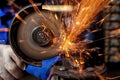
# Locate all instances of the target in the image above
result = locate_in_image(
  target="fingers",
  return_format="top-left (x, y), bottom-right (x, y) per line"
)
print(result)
top-left (0, 58), bottom-right (15, 80)
top-left (0, 45), bottom-right (25, 79)
top-left (4, 45), bottom-right (26, 70)
top-left (0, 66), bottom-right (15, 80)
top-left (9, 48), bottom-right (26, 70)
top-left (2, 45), bottom-right (25, 79)
top-left (3, 52), bottom-right (24, 79)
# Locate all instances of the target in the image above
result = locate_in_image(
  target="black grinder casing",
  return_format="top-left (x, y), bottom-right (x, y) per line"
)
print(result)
top-left (9, 3), bottom-right (62, 66)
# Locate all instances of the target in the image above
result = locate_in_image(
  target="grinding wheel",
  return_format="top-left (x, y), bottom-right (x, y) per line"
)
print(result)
top-left (9, 3), bottom-right (63, 65)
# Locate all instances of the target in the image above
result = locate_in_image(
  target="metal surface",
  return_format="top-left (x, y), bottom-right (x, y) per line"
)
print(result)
top-left (51, 64), bottom-right (106, 79)
top-left (49, 47), bottom-right (106, 80)
top-left (9, 4), bottom-right (63, 65)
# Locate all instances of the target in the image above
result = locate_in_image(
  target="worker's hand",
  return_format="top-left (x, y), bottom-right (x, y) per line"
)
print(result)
top-left (0, 45), bottom-right (25, 80)
top-left (25, 56), bottom-right (62, 80)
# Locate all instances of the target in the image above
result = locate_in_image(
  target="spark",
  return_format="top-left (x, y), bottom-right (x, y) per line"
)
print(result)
top-left (65, 51), bottom-right (70, 58)
top-left (54, 14), bottom-right (58, 20)
top-left (86, 52), bottom-right (92, 58)
top-left (76, 21), bottom-right (80, 25)
top-left (15, 13), bottom-right (27, 24)
top-left (28, 0), bottom-right (47, 20)
top-left (59, 0), bottom-right (111, 73)
top-left (12, 3), bottom-right (29, 14)
top-left (94, 71), bottom-right (105, 80)
top-left (75, 59), bottom-right (79, 64)
top-left (60, 0), bottom-right (110, 50)
top-left (110, 29), bottom-right (120, 35)
top-left (28, 0), bottom-right (41, 14)
top-left (67, 0), bottom-right (111, 41)
top-left (18, 40), bottom-right (24, 43)
top-left (7, 0), bottom-right (29, 14)
top-left (91, 29), bottom-right (102, 33)
top-left (86, 35), bottom-right (119, 45)
top-left (0, 28), bottom-right (9, 32)
top-left (79, 64), bottom-right (84, 73)
top-left (96, 14), bottom-right (110, 25)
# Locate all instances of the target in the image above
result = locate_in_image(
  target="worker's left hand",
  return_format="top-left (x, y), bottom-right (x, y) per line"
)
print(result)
top-left (0, 45), bottom-right (25, 80)
top-left (25, 56), bottom-right (62, 80)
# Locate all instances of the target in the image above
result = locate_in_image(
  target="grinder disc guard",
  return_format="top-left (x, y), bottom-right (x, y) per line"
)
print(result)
top-left (9, 4), bottom-right (63, 65)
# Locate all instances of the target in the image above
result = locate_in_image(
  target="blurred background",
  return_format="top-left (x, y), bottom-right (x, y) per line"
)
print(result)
top-left (0, 0), bottom-right (120, 80)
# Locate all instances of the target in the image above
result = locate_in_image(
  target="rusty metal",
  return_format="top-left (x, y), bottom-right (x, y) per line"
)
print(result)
top-left (49, 47), bottom-right (106, 80)
top-left (51, 64), bottom-right (106, 79)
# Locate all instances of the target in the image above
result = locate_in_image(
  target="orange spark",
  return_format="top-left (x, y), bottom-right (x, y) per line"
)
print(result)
top-left (54, 14), bottom-right (58, 20)
top-left (94, 71), bottom-right (105, 80)
top-left (79, 64), bottom-right (84, 73)
top-left (28, 0), bottom-right (48, 21)
top-left (65, 52), bottom-right (70, 57)
top-left (0, 28), bottom-right (9, 32)
top-left (7, 0), bottom-right (29, 14)
top-left (110, 29), bottom-right (120, 35)
top-left (68, 0), bottom-right (111, 41)
top-left (97, 14), bottom-right (110, 25)
top-left (29, 0), bottom-right (41, 14)
top-left (75, 59), bottom-right (79, 64)
top-left (59, 0), bottom-right (111, 73)
top-left (60, 0), bottom-right (111, 52)
top-left (91, 29), bottom-right (102, 33)
top-left (12, 3), bottom-right (29, 14)
top-left (15, 13), bottom-right (27, 24)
